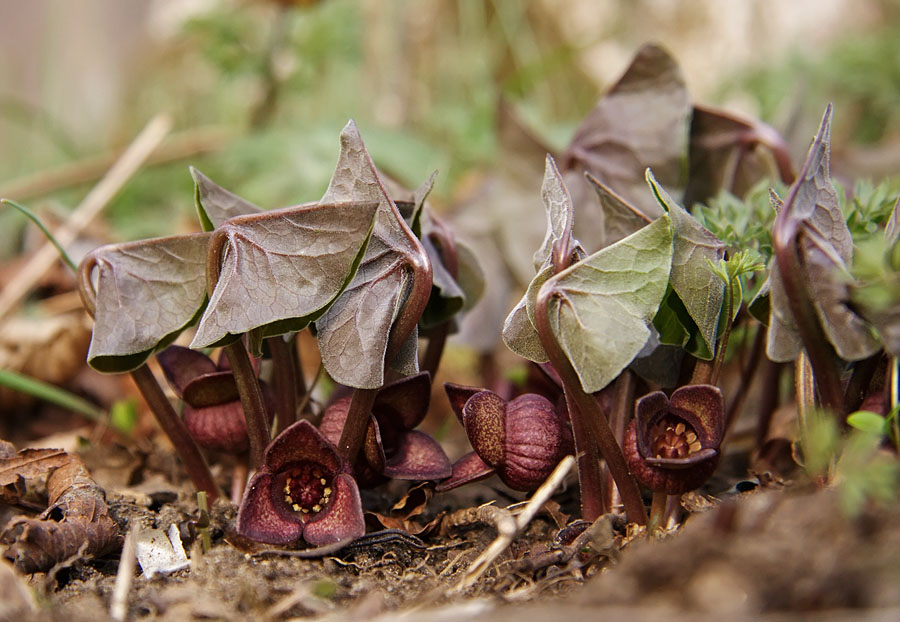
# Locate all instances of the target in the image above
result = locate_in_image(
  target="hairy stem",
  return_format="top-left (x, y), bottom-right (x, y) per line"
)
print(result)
top-left (603, 370), bottom-right (636, 513)
top-left (267, 335), bottom-right (299, 435)
top-left (131, 364), bottom-right (219, 501)
top-left (224, 341), bottom-right (271, 471)
top-left (534, 287), bottom-right (647, 525)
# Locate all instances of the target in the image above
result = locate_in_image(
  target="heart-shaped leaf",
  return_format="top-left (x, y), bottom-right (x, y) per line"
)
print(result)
top-left (561, 43), bottom-right (691, 219)
top-left (82, 233), bottom-right (211, 373)
top-left (191, 167), bottom-right (262, 232)
top-left (190, 200), bottom-right (379, 351)
top-left (314, 120), bottom-right (429, 389)
top-left (543, 215), bottom-right (673, 393)
top-left (647, 170), bottom-right (726, 357)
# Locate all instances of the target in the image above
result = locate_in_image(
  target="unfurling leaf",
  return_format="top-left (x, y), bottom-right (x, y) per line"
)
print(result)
top-left (767, 105), bottom-right (879, 362)
top-left (190, 200), bottom-right (379, 351)
top-left (543, 216), bottom-right (673, 393)
top-left (314, 120), bottom-right (428, 389)
top-left (647, 170), bottom-right (726, 357)
top-left (81, 233), bottom-right (211, 373)
top-left (191, 167), bottom-right (262, 231)
top-left (502, 156), bottom-right (583, 362)
top-left (561, 43), bottom-right (691, 220)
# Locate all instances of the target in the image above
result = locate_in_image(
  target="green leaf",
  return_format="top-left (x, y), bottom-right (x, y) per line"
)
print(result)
top-left (502, 264), bottom-right (553, 363)
top-left (109, 399), bottom-right (139, 435)
top-left (84, 233), bottom-right (211, 373)
top-left (647, 170), bottom-right (726, 357)
top-left (0, 369), bottom-right (104, 422)
top-left (314, 120), bottom-right (427, 388)
top-left (190, 200), bottom-right (379, 352)
top-left (544, 215), bottom-right (674, 393)
top-left (846, 410), bottom-right (888, 435)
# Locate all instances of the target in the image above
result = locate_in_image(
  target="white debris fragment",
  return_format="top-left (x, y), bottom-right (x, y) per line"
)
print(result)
top-left (134, 524), bottom-right (190, 578)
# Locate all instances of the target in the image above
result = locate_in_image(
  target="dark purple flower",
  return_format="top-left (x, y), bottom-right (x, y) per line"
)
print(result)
top-left (438, 384), bottom-right (574, 492)
top-left (157, 345), bottom-right (273, 453)
top-left (318, 372), bottom-right (451, 486)
top-left (624, 384), bottom-right (725, 495)
top-left (235, 420), bottom-right (365, 546)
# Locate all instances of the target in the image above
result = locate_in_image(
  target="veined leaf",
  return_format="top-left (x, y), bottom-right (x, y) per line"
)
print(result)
top-left (585, 173), bottom-right (652, 248)
top-left (544, 215), bottom-right (674, 393)
top-left (314, 120), bottom-right (427, 389)
top-left (766, 105), bottom-right (878, 362)
top-left (190, 200), bottom-right (379, 351)
top-left (647, 170), bottom-right (726, 358)
top-left (83, 233), bottom-right (210, 373)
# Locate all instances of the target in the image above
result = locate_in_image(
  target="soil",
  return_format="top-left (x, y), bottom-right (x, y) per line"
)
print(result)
top-left (4, 438), bottom-right (900, 622)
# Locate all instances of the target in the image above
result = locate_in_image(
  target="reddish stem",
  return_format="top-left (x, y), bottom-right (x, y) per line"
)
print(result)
top-left (131, 365), bottom-right (220, 502)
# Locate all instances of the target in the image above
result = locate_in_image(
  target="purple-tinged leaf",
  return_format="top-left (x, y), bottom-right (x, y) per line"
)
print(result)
top-left (585, 172), bottom-right (652, 248)
top-left (561, 43), bottom-right (691, 219)
top-left (191, 167), bottom-right (262, 232)
top-left (314, 120), bottom-right (429, 388)
top-left (191, 200), bottom-right (379, 351)
top-left (684, 104), bottom-right (794, 207)
top-left (156, 345), bottom-right (218, 396)
top-left (81, 233), bottom-right (211, 373)
top-left (767, 106), bottom-right (879, 362)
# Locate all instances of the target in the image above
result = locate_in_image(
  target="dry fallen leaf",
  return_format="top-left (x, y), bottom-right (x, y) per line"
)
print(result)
top-left (1, 449), bottom-right (120, 573)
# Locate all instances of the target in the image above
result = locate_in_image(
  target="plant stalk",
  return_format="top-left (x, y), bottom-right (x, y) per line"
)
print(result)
top-left (223, 341), bottom-right (271, 471)
top-left (336, 388), bottom-right (379, 464)
top-left (267, 335), bottom-right (299, 435)
top-left (648, 492), bottom-right (668, 533)
top-left (534, 286), bottom-right (647, 525)
top-left (130, 364), bottom-right (220, 501)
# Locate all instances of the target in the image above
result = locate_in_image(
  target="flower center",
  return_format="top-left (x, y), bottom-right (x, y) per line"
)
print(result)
top-left (651, 418), bottom-right (702, 459)
top-left (282, 462), bottom-right (333, 514)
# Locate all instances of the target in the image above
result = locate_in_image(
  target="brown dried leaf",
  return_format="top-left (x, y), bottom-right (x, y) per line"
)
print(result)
top-left (364, 482), bottom-right (443, 536)
top-left (0, 448), bottom-right (70, 488)
top-left (2, 454), bottom-right (120, 573)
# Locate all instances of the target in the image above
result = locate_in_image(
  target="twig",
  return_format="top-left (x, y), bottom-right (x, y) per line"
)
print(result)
top-left (0, 124), bottom-right (230, 201)
top-left (0, 115), bottom-right (172, 320)
top-left (450, 455), bottom-right (575, 593)
top-left (110, 527), bottom-right (137, 622)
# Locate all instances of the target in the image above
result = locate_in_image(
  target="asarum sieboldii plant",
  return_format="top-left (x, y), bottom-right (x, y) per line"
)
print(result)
top-left (157, 345), bottom-right (273, 454)
top-left (438, 384), bottom-right (574, 492)
top-left (318, 372), bottom-right (451, 487)
top-left (235, 420), bottom-right (364, 546)
top-left (624, 384), bottom-right (725, 495)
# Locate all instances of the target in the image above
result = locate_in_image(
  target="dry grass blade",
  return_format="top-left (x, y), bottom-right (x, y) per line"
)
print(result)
top-left (450, 454), bottom-right (575, 593)
top-left (0, 114), bottom-right (172, 319)
top-left (110, 528), bottom-right (136, 622)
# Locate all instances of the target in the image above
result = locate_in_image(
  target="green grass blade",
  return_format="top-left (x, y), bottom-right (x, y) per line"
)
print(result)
top-left (1, 198), bottom-right (77, 271)
top-left (0, 368), bottom-right (104, 422)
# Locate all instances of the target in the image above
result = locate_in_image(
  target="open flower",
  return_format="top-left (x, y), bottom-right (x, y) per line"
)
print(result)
top-left (438, 384), bottom-right (574, 492)
top-left (157, 345), bottom-right (273, 453)
top-left (624, 384), bottom-right (725, 495)
top-left (235, 420), bottom-right (365, 546)
top-left (318, 372), bottom-right (451, 486)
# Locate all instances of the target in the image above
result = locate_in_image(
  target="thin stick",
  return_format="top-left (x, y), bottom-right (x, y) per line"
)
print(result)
top-left (0, 115), bottom-right (172, 319)
top-left (451, 455), bottom-right (575, 592)
top-left (110, 527), bottom-right (136, 622)
top-left (0, 124), bottom-right (230, 201)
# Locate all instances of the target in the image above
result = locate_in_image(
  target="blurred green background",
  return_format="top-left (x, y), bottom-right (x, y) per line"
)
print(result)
top-left (1, 0), bottom-right (899, 249)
